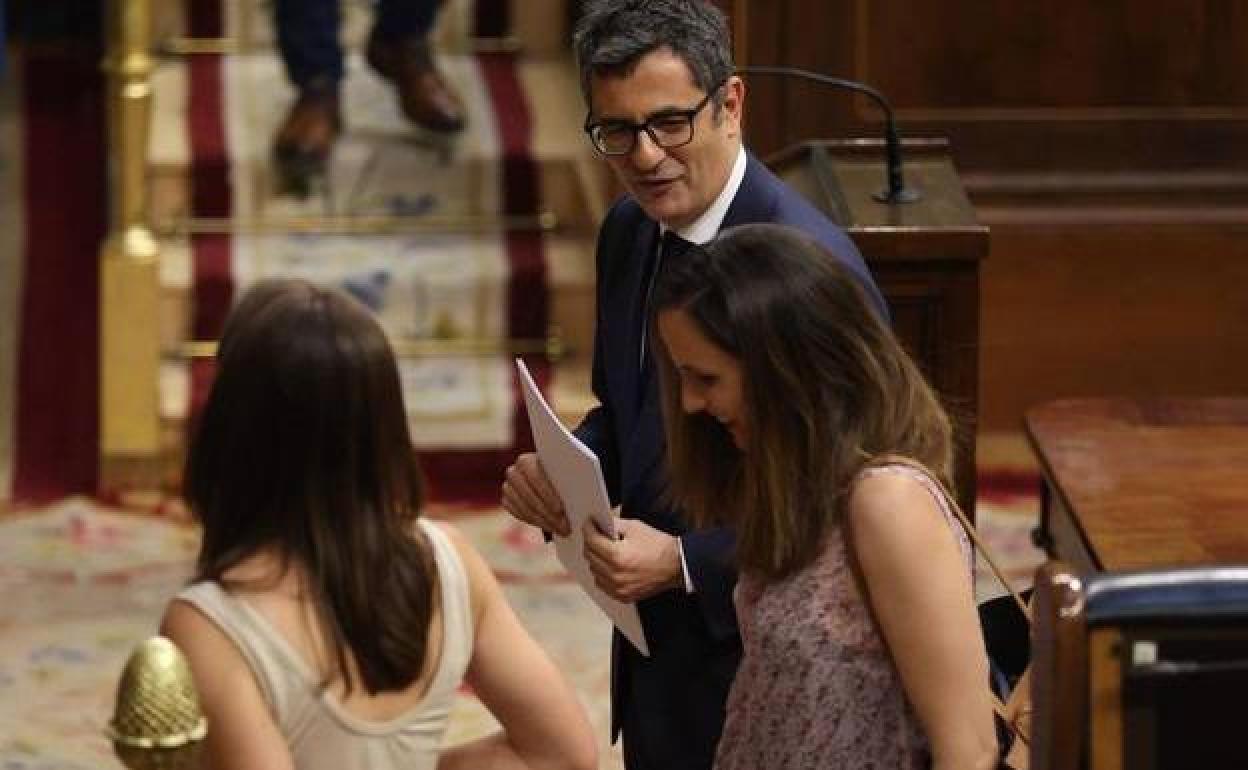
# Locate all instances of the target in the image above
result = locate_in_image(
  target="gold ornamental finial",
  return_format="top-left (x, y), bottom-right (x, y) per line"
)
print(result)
top-left (107, 636), bottom-right (207, 770)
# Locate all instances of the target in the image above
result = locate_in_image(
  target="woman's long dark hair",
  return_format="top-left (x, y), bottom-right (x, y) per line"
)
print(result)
top-left (186, 279), bottom-right (435, 695)
top-left (653, 223), bottom-right (953, 581)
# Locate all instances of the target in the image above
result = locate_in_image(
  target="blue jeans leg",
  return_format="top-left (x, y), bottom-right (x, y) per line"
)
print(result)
top-left (274, 0), bottom-right (344, 91)
top-left (373, 0), bottom-right (441, 43)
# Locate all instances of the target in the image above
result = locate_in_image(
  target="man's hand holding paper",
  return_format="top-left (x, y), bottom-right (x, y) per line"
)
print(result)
top-left (502, 452), bottom-right (570, 537)
top-left (509, 359), bottom-right (650, 656)
top-left (583, 516), bottom-right (683, 603)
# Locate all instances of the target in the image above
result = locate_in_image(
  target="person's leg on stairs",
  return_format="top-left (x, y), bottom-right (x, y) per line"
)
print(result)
top-left (367, 0), bottom-right (465, 134)
top-left (272, 0), bottom-right (344, 193)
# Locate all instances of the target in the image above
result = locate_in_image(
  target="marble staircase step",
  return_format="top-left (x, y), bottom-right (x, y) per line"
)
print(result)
top-left (155, 232), bottom-right (596, 364)
top-left (147, 53), bottom-right (603, 235)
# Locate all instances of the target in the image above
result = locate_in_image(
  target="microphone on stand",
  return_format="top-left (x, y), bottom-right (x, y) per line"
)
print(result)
top-left (737, 66), bottom-right (921, 204)
top-left (108, 636), bottom-right (208, 770)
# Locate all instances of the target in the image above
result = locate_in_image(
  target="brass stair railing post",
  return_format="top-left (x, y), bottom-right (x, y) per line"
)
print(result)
top-left (100, 0), bottom-right (161, 486)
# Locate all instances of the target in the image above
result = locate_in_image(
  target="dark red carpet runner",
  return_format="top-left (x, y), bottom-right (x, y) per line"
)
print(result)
top-left (12, 43), bottom-right (106, 503)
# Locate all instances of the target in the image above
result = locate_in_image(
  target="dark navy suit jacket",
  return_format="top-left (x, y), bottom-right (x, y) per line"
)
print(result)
top-left (574, 152), bottom-right (886, 769)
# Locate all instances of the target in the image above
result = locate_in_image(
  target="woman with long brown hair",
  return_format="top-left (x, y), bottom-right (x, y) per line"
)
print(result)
top-left (651, 223), bottom-right (996, 769)
top-left (161, 279), bottom-right (596, 770)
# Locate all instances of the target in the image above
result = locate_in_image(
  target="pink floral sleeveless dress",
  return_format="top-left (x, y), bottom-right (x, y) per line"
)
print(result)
top-left (713, 464), bottom-right (973, 769)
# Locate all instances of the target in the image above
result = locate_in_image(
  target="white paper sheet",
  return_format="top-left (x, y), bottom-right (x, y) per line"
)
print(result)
top-left (514, 359), bottom-right (650, 657)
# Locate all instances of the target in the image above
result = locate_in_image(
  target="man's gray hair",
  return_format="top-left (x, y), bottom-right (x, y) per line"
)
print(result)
top-left (573, 0), bottom-right (734, 109)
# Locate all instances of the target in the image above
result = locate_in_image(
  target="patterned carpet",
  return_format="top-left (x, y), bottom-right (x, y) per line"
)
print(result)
top-left (0, 479), bottom-right (1043, 770)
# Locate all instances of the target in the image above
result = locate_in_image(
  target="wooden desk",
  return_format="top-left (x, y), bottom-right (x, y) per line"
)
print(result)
top-left (1026, 398), bottom-right (1248, 573)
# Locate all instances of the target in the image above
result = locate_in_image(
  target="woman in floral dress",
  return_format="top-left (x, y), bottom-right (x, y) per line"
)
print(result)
top-left (652, 223), bottom-right (998, 770)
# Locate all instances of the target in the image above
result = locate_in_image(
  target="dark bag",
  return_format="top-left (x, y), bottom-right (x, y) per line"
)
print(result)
top-left (949, 499), bottom-right (1033, 770)
top-left (980, 589), bottom-right (1032, 701)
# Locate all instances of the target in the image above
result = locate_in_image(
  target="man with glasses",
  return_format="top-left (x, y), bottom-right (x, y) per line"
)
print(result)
top-left (501, 2), bottom-right (885, 768)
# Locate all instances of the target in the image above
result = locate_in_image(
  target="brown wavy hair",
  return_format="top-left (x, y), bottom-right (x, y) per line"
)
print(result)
top-left (652, 223), bottom-right (954, 580)
top-left (185, 279), bottom-right (435, 695)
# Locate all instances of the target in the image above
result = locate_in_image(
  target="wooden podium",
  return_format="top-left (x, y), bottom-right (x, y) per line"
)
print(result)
top-left (768, 138), bottom-right (987, 517)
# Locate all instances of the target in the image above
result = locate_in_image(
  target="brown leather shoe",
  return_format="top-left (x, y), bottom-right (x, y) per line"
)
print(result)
top-left (366, 33), bottom-right (466, 134)
top-left (273, 84), bottom-right (342, 195)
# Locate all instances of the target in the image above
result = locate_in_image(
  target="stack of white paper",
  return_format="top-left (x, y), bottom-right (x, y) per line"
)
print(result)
top-left (514, 359), bottom-right (650, 657)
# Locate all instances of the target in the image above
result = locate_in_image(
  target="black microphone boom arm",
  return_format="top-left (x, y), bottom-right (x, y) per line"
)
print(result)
top-left (737, 65), bottom-right (920, 204)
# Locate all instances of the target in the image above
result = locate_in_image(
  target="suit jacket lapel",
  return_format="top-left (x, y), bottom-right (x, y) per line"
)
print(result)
top-left (721, 153), bottom-right (776, 230)
top-left (615, 217), bottom-right (660, 428)
top-left (620, 217), bottom-right (663, 499)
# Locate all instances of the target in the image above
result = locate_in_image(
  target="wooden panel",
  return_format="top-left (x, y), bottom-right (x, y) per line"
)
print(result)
top-left (861, 3), bottom-right (1248, 109)
top-left (1089, 628), bottom-right (1125, 770)
top-left (1026, 398), bottom-right (1248, 571)
top-left (886, 282), bottom-right (942, 383)
top-left (981, 224), bottom-right (1248, 430)
top-left (874, 262), bottom-right (979, 513)
top-left (728, 0), bottom-right (1248, 174)
top-left (1041, 486), bottom-right (1099, 575)
top-left (876, 266), bottom-right (981, 516)
top-left (722, 0), bottom-right (1248, 434)
top-left (1032, 562), bottom-right (1090, 770)
top-left (864, 256), bottom-right (978, 395)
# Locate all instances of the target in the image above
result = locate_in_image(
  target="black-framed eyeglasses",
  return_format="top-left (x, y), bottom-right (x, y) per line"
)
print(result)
top-left (583, 84), bottom-right (722, 157)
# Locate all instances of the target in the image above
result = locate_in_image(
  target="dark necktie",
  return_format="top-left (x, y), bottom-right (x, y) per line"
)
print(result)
top-left (639, 230), bottom-right (694, 370)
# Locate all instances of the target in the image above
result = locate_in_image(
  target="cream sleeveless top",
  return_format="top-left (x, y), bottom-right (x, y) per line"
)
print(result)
top-left (176, 519), bottom-right (473, 770)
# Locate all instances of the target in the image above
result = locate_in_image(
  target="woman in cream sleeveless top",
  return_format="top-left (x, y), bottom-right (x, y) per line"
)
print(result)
top-left (173, 520), bottom-right (472, 769)
top-left (160, 280), bottom-right (596, 770)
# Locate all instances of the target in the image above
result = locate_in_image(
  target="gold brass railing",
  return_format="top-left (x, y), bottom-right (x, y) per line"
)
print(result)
top-left (181, 334), bottom-right (565, 361)
top-left (159, 35), bottom-right (522, 57)
top-left (100, 0), bottom-right (161, 480)
top-left (153, 212), bottom-right (559, 237)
